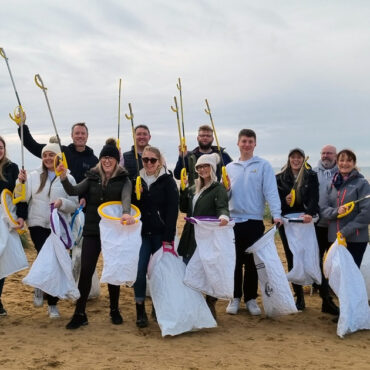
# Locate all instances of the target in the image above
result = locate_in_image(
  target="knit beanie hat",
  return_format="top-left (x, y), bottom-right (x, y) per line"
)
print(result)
top-left (41, 136), bottom-right (60, 156)
top-left (99, 144), bottom-right (120, 162)
top-left (195, 153), bottom-right (220, 174)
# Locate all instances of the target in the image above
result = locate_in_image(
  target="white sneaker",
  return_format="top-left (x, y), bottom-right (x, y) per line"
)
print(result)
top-left (48, 305), bottom-right (60, 318)
top-left (33, 288), bottom-right (44, 307)
top-left (246, 299), bottom-right (261, 316)
top-left (226, 298), bottom-right (241, 315)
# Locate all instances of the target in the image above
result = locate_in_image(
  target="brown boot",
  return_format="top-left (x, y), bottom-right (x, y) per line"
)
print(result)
top-left (206, 296), bottom-right (217, 320)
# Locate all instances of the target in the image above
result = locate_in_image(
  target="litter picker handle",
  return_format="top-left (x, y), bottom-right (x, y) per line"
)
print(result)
top-left (12, 183), bottom-right (26, 205)
top-left (54, 153), bottom-right (68, 177)
top-left (180, 168), bottom-right (187, 191)
top-left (135, 176), bottom-right (142, 201)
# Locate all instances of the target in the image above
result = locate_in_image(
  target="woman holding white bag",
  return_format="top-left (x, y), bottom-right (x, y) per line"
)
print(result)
top-left (275, 148), bottom-right (328, 312)
top-left (17, 137), bottom-right (78, 318)
top-left (178, 153), bottom-right (229, 320)
top-left (131, 146), bottom-right (178, 328)
top-left (0, 136), bottom-right (27, 316)
top-left (59, 142), bottom-right (134, 329)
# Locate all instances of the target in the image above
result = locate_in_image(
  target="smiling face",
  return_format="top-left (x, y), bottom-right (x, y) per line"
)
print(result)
top-left (71, 124), bottom-right (88, 150)
top-left (142, 149), bottom-right (160, 176)
top-left (42, 151), bottom-right (57, 171)
top-left (135, 127), bottom-right (151, 151)
top-left (195, 163), bottom-right (211, 181)
top-left (337, 153), bottom-right (356, 177)
top-left (237, 135), bottom-right (256, 159)
top-left (320, 145), bottom-right (337, 169)
top-left (289, 152), bottom-right (304, 174)
top-left (100, 156), bottom-right (117, 176)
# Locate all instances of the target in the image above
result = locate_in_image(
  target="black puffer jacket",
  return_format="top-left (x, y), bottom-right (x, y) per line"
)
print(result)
top-left (61, 167), bottom-right (132, 237)
top-left (132, 170), bottom-right (179, 242)
top-left (0, 161), bottom-right (27, 219)
top-left (276, 167), bottom-right (319, 216)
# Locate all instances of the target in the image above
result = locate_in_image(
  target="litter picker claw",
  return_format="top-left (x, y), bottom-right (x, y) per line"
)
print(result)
top-left (125, 103), bottom-right (141, 200)
top-left (0, 47), bottom-right (26, 203)
top-left (204, 99), bottom-right (229, 189)
top-left (171, 96), bottom-right (187, 190)
top-left (34, 74), bottom-right (68, 176)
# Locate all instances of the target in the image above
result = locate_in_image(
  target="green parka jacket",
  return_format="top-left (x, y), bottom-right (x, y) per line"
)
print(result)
top-left (177, 181), bottom-right (229, 259)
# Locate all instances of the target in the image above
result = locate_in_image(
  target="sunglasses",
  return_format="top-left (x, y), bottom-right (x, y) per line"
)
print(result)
top-left (142, 157), bottom-right (158, 164)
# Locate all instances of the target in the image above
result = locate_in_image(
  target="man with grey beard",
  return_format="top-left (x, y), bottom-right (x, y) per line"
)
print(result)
top-left (313, 145), bottom-right (339, 315)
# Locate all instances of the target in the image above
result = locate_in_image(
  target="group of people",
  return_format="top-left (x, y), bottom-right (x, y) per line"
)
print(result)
top-left (0, 115), bottom-right (369, 333)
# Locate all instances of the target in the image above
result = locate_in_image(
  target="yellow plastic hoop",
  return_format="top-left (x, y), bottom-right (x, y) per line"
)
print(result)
top-left (97, 202), bottom-right (140, 224)
top-left (1, 189), bottom-right (26, 234)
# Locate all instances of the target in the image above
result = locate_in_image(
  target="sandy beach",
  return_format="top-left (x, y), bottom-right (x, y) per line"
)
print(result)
top-left (1, 217), bottom-right (369, 370)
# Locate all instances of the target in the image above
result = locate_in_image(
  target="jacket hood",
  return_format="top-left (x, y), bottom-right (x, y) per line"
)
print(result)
top-left (316, 160), bottom-right (338, 173)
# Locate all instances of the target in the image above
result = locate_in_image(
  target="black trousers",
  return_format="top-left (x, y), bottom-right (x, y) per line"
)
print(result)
top-left (346, 242), bottom-right (367, 268)
top-left (29, 226), bottom-right (59, 306)
top-left (314, 226), bottom-right (331, 299)
top-left (233, 220), bottom-right (265, 302)
top-left (278, 225), bottom-right (303, 298)
top-left (75, 236), bottom-right (120, 314)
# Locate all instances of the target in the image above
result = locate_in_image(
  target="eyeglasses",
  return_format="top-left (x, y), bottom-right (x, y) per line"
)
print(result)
top-left (142, 157), bottom-right (158, 164)
top-left (101, 156), bottom-right (115, 162)
top-left (196, 164), bottom-right (210, 170)
top-left (321, 152), bottom-right (335, 155)
top-left (198, 134), bottom-right (213, 138)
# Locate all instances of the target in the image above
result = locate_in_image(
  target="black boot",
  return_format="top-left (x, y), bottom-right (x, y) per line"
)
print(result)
top-left (136, 303), bottom-right (148, 328)
top-left (0, 300), bottom-right (7, 316)
top-left (66, 313), bottom-right (88, 330)
top-left (206, 296), bottom-right (217, 320)
top-left (293, 285), bottom-right (305, 311)
top-left (110, 309), bottom-right (123, 325)
top-left (321, 297), bottom-right (339, 316)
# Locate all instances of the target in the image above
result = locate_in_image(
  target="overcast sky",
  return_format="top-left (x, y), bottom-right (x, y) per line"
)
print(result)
top-left (1, 0), bottom-right (370, 171)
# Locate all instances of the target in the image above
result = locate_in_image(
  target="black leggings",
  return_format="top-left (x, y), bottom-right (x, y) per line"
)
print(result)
top-left (75, 236), bottom-right (120, 314)
top-left (28, 226), bottom-right (59, 306)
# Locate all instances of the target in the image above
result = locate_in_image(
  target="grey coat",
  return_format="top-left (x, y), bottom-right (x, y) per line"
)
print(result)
top-left (321, 170), bottom-right (370, 243)
top-left (313, 160), bottom-right (338, 227)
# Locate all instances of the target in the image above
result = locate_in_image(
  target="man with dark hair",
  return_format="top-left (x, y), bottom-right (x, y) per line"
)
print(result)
top-left (174, 124), bottom-right (232, 186)
top-left (17, 117), bottom-right (98, 183)
top-left (226, 129), bottom-right (282, 316)
top-left (121, 125), bottom-right (151, 181)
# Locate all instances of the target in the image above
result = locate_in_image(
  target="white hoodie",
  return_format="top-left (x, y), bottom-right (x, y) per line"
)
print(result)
top-left (19, 167), bottom-right (78, 228)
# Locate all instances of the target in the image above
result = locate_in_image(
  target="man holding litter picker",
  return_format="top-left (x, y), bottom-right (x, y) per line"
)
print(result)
top-left (174, 124), bottom-right (232, 187)
top-left (16, 114), bottom-right (98, 184)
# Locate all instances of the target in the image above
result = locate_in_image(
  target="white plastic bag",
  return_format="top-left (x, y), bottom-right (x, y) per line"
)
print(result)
top-left (0, 190), bottom-right (28, 279)
top-left (360, 244), bottom-right (370, 300)
top-left (324, 238), bottom-right (370, 337)
top-left (247, 227), bottom-right (297, 317)
top-left (98, 202), bottom-right (142, 286)
top-left (70, 207), bottom-right (100, 299)
top-left (148, 244), bottom-right (217, 336)
top-left (283, 213), bottom-right (321, 285)
top-left (183, 217), bottom-right (235, 299)
top-left (23, 207), bottom-right (80, 300)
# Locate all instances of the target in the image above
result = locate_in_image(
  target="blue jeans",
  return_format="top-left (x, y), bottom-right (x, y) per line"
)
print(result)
top-left (0, 278), bottom-right (4, 297)
top-left (134, 235), bottom-right (162, 302)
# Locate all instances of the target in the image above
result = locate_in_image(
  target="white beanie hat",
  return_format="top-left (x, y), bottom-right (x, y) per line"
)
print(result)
top-left (41, 136), bottom-right (60, 156)
top-left (195, 153), bottom-right (220, 174)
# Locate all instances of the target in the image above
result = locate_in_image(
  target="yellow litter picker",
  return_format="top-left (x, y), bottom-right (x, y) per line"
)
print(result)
top-left (204, 99), bottom-right (229, 189)
top-left (171, 95), bottom-right (187, 190)
top-left (0, 47), bottom-right (26, 204)
top-left (289, 156), bottom-right (310, 207)
top-left (34, 74), bottom-right (68, 176)
top-left (125, 103), bottom-right (141, 200)
top-left (337, 194), bottom-right (370, 219)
